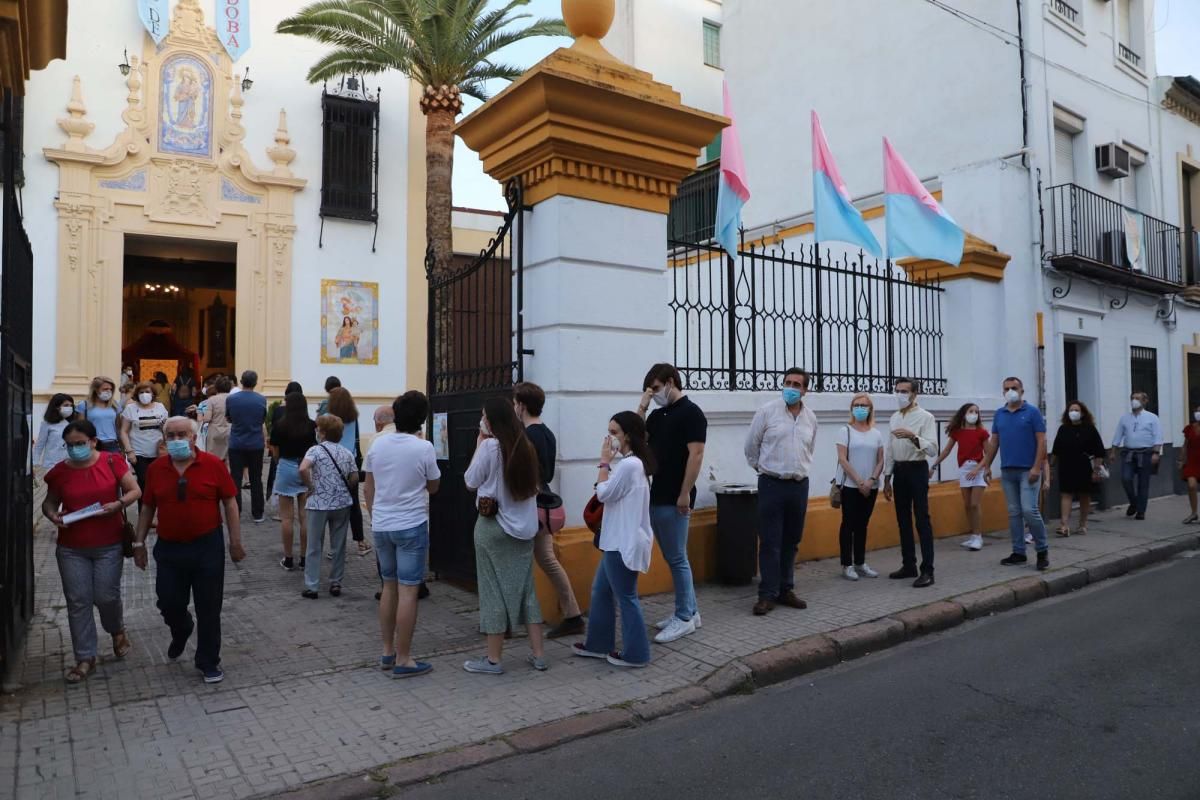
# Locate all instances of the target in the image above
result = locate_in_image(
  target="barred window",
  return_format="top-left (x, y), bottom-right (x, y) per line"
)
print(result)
top-left (703, 21), bottom-right (721, 68)
top-left (1130, 346), bottom-right (1158, 414)
top-left (321, 83), bottom-right (379, 224)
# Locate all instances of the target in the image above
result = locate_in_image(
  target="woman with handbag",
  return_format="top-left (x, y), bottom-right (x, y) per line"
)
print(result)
top-left (269, 391), bottom-right (316, 571)
top-left (836, 394), bottom-right (886, 581)
top-left (1051, 401), bottom-right (1106, 536)
top-left (328, 386), bottom-right (371, 556)
top-left (41, 420), bottom-right (141, 682)
top-left (462, 397), bottom-right (546, 675)
top-left (514, 382), bottom-right (583, 638)
top-left (300, 414), bottom-right (359, 598)
top-left (573, 411), bottom-right (656, 668)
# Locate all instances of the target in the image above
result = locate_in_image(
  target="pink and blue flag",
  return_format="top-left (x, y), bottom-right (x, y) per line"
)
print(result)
top-left (883, 138), bottom-right (964, 265)
top-left (812, 111), bottom-right (881, 257)
top-left (715, 82), bottom-right (750, 257)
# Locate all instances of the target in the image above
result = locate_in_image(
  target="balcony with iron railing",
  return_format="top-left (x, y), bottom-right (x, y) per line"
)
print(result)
top-left (667, 162), bottom-right (719, 245)
top-left (1118, 42), bottom-right (1143, 70)
top-left (1046, 183), bottom-right (1184, 290)
top-left (1049, 0), bottom-right (1080, 26)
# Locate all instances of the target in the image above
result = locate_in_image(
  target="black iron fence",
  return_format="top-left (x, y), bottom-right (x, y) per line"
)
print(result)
top-left (1046, 183), bottom-right (1183, 286)
top-left (668, 163), bottom-right (719, 245)
top-left (669, 236), bottom-right (946, 395)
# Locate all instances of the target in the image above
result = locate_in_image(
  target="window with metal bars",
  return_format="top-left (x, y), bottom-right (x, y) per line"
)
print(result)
top-left (321, 84), bottom-right (379, 229)
top-left (1130, 345), bottom-right (1159, 414)
top-left (703, 21), bottom-right (721, 68)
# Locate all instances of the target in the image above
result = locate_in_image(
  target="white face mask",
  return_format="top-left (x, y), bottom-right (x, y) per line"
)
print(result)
top-left (59, 405), bottom-right (74, 418)
top-left (479, 418), bottom-right (491, 436)
top-left (1004, 389), bottom-right (1021, 405)
top-left (965, 412), bottom-right (979, 425)
top-left (1130, 399), bottom-right (1142, 411)
top-left (1068, 410), bottom-right (1082, 423)
top-left (895, 392), bottom-right (911, 409)
top-left (652, 386), bottom-right (671, 407)
top-left (607, 434), bottom-right (624, 459)
top-left (138, 392), bottom-right (153, 405)
top-left (98, 390), bottom-right (113, 402)
top-left (1194, 412), bottom-right (1200, 423)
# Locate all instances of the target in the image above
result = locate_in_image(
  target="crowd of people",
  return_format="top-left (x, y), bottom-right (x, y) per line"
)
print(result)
top-left (33, 360), bottom-right (1200, 684)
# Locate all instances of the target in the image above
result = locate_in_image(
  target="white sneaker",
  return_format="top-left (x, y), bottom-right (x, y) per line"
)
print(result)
top-left (654, 616), bottom-right (696, 644)
top-left (969, 534), bottom-right (984, 551)
top-left (843, 565), bottom-right (860, 581)
top-left (655, 611), bottom-right (701, 630)
top-left (1024, 531), bottom-right (1034, 545)
top-left (857, 564), bottom-right (879, 578)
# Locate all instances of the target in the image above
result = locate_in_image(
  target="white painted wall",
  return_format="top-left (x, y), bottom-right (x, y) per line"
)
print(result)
top-left (23, 0), bottom-right (415, 401)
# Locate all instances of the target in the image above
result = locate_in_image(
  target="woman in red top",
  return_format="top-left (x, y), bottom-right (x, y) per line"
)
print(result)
top-left (930, 403), bottom-right (991, 551)
top-left (1180, 404), bottom-right (1200, 524)
top-left (42, 420), bottom-right (141, 682)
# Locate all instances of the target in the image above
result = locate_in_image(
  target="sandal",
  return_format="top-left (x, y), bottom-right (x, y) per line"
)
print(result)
top-left (357, 542), bottom-right (373, 557)
top-left (64, 659), bottom-right (96, 683)
top-left (112, 631), bottom-right (132, 659)
top-left (1076, 526), bottom-right (1087, 536)
top-left (1055, 526), bottom-right (1070, 538)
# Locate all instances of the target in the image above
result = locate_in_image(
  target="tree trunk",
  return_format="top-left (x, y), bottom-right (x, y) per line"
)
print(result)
top-left (425, 107), bottom-right (456, 391)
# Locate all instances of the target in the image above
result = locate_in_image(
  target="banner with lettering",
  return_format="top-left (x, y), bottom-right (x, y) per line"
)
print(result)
top-left (216, 0), bottom-right (251, 62)
top-left (137, 0), bottom-right (169, 44)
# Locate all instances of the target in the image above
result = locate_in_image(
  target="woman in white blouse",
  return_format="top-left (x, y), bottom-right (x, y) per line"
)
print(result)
top-left (33, 393), bottom-right (75, 475)
top-left (462, 397), bottom-right (547, 675)
top-left (573, 411), bottom-right (655, 668)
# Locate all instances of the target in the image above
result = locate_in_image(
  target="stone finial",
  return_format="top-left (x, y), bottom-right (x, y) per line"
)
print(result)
top-left (120, 56), bottom-right (145, 130)
top-left (226, 71), bottom-right (246, 145)
top-left (562, 0), bottom-right (616, 61)
top-left (58, 76), bottom-right (95, 152)
top-left (267, 109), bottom-right (296, 175)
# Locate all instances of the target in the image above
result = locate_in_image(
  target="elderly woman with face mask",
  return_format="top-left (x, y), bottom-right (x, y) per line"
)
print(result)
top-left (42, 420), bottom-right (141, 682)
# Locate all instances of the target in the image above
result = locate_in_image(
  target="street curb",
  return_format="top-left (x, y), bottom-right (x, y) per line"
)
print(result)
top-left (265, 531), bottom-right (1197, 800)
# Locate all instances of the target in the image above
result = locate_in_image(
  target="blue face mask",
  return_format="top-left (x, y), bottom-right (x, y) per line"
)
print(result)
top-left (782, 388), bottom-right (803, 406)
top-left (66, 443), bottom-right (92, 462)
top-left (852, 406), bottom-right (870, 422)
top-left (166, 439), bottom-right (192, 460)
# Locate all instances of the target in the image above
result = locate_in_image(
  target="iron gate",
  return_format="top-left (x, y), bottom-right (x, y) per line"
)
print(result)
top-left (0, 88), bottom-right (34, 676)
top-left (427, 180), bottom-right (526, 584)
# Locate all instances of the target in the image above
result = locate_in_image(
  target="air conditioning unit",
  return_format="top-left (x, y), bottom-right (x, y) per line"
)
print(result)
top-left (1097, 230), bottom-right (1129, 268)
top-left (1096, 143), bottom-right (1131, 178)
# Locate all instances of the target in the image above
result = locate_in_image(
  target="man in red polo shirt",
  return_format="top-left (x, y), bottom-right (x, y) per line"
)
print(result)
top-left (134, 416), bottom-right (244, 684)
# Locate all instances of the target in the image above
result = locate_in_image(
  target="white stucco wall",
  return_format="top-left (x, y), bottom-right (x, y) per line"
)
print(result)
top-left (23, 0), bottom-right (416, 402)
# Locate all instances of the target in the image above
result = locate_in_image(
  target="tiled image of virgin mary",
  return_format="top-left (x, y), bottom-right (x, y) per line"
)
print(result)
top-left (159, 54), bottom-right (213, 157)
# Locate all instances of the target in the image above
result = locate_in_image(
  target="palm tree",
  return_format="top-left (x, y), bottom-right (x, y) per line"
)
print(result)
top-left (277, 0), bottom-right (567, 281)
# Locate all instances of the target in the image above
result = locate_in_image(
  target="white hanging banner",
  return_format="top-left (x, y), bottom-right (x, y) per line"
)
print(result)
top-left (137, 0), bottom-right (169, 44)
top-left (1122, 207), bottom-right (1144, 272)
top-left (216, 0), bottom-right (251, 62)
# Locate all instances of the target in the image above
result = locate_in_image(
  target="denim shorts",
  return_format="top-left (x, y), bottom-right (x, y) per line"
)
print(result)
top-left (374, 523), bottom-right (429, 585)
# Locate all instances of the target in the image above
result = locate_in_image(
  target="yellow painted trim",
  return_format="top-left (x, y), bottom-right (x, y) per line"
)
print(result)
top-left (405, 79), bottom-right (428, 392)
top-left (898, 231), bottom-right (1011, 283)
top-left (456, 46), bottom-right (727, 213)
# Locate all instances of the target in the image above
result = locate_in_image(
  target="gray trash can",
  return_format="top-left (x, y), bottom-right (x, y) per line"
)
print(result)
top-left (713, 483), bottom-right (758, 585)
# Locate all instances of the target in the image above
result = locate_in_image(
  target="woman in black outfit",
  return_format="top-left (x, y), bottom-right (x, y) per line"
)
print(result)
top-left (1051, 400), bottom-right (1106, 537)
top-left (269, 391), bottom-right (317, 570)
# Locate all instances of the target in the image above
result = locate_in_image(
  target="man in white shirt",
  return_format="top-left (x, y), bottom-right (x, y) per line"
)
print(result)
top-left (883, 377), bottom-right (939, 587)
top-left (1107, 391), bottom-right (1164, 521)
top-left (744, 368), bottom-right (818, 615)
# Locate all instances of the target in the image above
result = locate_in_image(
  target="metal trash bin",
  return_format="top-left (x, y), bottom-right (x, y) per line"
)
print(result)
top-left (713, 483), bottom-right (758, 585)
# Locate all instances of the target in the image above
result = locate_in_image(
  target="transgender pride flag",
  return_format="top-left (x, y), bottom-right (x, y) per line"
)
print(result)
top-left (714, 82), bottom-right (750, 258)
top-left (883, 137), bottom-right (965, 265)
top-left (812, 111), bottom-right (881, 257)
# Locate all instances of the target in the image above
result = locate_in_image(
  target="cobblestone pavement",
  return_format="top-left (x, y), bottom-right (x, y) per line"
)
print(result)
top-left (3, 486), bottom-right (1195, 799)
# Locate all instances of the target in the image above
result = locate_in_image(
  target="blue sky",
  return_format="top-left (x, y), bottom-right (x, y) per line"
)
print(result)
top-left (454, 0), bottom-right (1200, 210)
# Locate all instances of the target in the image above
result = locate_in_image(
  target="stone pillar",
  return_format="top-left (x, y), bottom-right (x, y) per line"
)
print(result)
top-left (456, 0), bottom-right (726, 527)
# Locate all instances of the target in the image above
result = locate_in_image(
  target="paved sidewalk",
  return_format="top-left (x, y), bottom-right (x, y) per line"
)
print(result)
top-left (2, 494), bottom-right (1196, 800)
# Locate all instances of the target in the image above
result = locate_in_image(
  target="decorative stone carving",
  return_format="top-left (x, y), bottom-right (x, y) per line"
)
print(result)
top-left (99, 170), bottom-right (147, 191)
top-left (57, 76), bottom-right (94, 151)
top-left (162, 160), bottom-right (209, 216)
top-left (267, 110), bottom-right (296, 177)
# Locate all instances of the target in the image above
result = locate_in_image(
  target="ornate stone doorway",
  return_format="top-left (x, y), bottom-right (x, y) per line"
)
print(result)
top-left (42, 0), bottom-right (304, 396)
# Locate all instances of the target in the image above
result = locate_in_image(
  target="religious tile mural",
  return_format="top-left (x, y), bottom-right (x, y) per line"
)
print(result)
top-left (321, 280), bottom-right (379, 365)
top-left (159, 53), bottom-right (213, 157)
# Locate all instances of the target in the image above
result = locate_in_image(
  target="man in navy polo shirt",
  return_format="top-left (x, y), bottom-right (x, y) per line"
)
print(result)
top-left (225, 370), bottom-right (267, 522)
top-left (975, 376), bottom-right (1049, 570)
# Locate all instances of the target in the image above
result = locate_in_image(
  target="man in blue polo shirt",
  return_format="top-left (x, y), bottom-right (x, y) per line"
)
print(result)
top-left (225, 370), bottom-right (267, 522)
top-left (975, 376), bottom-right (1049, 570)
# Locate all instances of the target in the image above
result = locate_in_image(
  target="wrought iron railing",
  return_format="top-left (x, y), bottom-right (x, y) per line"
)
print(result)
top-left (668, 163), bottom-right (719, 245)
top-left (669, 236), bottom-right (947, 395)
top-left (1046, 183), bottom-right (1183, 286)
top-left (1118, 43), bottom-right (1142, 69)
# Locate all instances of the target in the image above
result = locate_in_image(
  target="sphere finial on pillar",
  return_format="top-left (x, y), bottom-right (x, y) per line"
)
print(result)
top-left (562, 0), bottom-right (616, 60)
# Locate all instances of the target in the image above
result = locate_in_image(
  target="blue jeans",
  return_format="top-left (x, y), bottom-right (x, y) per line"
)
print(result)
top-left (154, 528), bottom-right (225, 671)
top-left (55, 544), bottom-right (125, 662)
top-left (649, 504), bottom-right (697, 621)
top-left (757, 475), bottom-right (809, 600)
top-left (584, 551), bottom-right (650, 665)
top-left (1000, 468), bottom-right (1047, 554)
top-left (1120, 449), bottom-right (1153, 515)
top-left (374, 523), bottom-right (429, 585)
top-left (305, 506), bottom-right (352, 591)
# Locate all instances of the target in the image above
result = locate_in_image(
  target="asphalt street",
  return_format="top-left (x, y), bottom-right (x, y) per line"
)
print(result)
top-left (402, 554), bottom-right (1200, 800)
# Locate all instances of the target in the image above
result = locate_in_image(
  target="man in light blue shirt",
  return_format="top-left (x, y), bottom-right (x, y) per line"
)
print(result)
top-left (1108, 391), bottom-right (1163, 520)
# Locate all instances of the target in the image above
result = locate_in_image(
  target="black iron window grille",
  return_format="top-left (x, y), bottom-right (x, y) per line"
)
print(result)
top-left (668, 163), bottom-right (719, 245)
top-left (1130, 346), bottom-right (1159, 413)
top-left (320, 77), bottom-right (380, 250)
top-left (669, 234), bottom-right (947, 395)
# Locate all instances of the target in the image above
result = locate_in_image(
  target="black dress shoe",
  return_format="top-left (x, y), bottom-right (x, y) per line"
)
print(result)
top-left (889, 567), bottom-right (919, 580)
top-left (912, 573), bottom-right (935, 588)
top-left (1135, 512), bottom-right (1145, 521)
top-left (1000, 553), bottom-right (1028, 566)
top-left (1126, 506), bottom-right (1137, 517)
top-left (1036, 551), bottom-right (1049, 571)
top-left (167, 621), bottom-right (194, 660)
top-left (546, 616), bottom-right (586, 639)
top-left (301, 590), bottom-right (319, 599)
top-left (418, 581), bottom-right (431, 600)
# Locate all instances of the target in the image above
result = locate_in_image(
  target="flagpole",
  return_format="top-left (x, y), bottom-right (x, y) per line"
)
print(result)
top-left (814, 237), bottom-right (823, 392)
